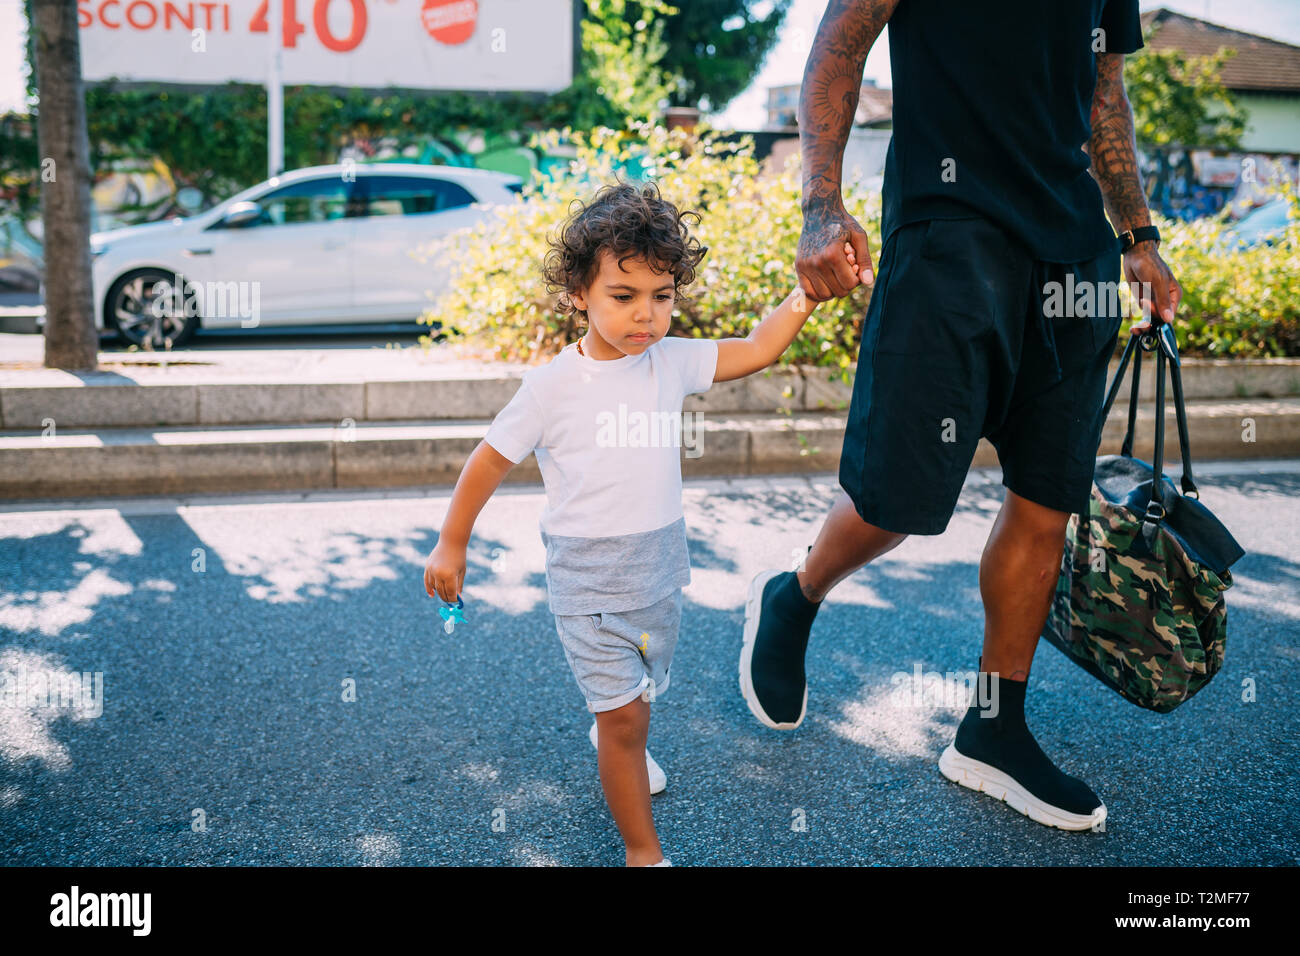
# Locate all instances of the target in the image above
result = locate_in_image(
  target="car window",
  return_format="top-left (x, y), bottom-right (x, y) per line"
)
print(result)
top-left (357, 176), bottom-right (477, 217)
top-left (244, 178), bottom-right (352, 226)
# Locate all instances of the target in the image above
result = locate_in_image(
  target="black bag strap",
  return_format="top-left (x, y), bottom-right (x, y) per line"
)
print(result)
top-left (1099, 332), bottom-right (1146, 455)
top-left (1121, 344), bottom-right (1142, 458)
top-left (1100, 328), bottom-right (1198, 492)
top-left (1145, 338), bottom-right (1167, 520)
top-left (1159, 325), bottom-right (1199, 497)
top-left (1100, 333), bottom-right (1138, 427)
top-left (1100, 327), bottom-right (1201, 549)
top-left (1140, 325), bottom-right (1200, 545)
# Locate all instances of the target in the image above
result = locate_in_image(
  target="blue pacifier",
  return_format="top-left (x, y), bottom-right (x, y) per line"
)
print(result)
top-left (439, 596), bottom-right (466, 634)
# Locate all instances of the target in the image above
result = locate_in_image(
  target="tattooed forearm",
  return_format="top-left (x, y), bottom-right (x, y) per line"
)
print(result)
top-left (1088, 52), bottom-right (1152, 234)
top-left (800, 0), bottom-right (900, 218)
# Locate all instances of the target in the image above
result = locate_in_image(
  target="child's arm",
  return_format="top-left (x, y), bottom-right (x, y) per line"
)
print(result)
top-left (713, 243), bottom-right (857, 383)
top-left (424, 440), bottom-right (516, 604)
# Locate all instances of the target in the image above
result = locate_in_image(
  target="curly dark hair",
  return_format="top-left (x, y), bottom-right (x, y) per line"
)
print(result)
top-left (542, 178), bottom-right (708, 327)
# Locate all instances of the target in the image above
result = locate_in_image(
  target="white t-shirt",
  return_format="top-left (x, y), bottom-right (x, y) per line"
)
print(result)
top-left (484, 336), bottom-right (719, 539)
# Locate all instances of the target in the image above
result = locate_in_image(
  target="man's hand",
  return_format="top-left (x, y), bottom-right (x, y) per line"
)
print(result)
top-left (796, 200), bottom-right (873, 302)
top-left (1123, 240), bottom-right (1181, 330)
top-left (794, 0), bottom-right (897, 303)
top-left (425, 539), bottom-right (466, 604)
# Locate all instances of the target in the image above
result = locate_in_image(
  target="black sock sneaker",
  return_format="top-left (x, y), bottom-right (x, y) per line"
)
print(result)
top-left (739, 569), bottom-right (821, 729)
top-left (938, 672), bottom-right (1106, 830)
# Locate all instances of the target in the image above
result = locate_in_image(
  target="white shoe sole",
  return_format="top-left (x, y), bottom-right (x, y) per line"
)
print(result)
top-left (938, 745), bottom-right (1107, 832)
top-left (589, 722), bottom-right (667, 795)
top-left (738, 568), bottom-right (807, 730)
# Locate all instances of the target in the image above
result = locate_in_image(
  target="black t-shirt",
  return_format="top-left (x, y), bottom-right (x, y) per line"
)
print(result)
top-left (880, 0), bottom-right (1143, 263)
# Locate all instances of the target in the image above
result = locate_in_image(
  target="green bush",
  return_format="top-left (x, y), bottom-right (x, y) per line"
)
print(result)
top-left (419, 123), bottom-right (1298, 367)
top-left (1147, 188), bottom-right (1300, 357)
top-left (417, 122), bottom-right (874, 380)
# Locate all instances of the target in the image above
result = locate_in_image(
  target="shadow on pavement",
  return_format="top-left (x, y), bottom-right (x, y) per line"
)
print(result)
top-left (0, 476), bottom-right (1296, 866)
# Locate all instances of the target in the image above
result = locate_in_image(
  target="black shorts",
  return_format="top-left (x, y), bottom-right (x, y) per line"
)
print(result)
top-left (839, 215), bottom-right (1123, 535)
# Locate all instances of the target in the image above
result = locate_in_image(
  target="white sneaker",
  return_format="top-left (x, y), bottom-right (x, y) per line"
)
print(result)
top-left (646, 857), bottom-right (673, 866)
top-left (588, 722), bottom-right (668, 795)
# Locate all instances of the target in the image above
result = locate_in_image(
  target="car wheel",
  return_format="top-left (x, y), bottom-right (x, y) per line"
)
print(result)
top-left (105, 268), bottom-right (201, 349)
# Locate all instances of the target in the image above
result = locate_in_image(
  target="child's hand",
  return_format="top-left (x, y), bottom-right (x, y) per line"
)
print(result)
top-left (798, 243), bottom-right (859, 305)
top-left (843, 241), bottom-right (863, 283)
top-left (425, 540), bottom-right (466, 604)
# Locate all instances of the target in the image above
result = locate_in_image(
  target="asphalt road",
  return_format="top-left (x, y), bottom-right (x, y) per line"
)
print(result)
top-left (1, 464), bottom-right (1296, 866)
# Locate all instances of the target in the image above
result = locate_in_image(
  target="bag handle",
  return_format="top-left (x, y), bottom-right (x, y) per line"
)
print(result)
top-left (1159, 325), bottom-right (1199, 498)
top-left (1100, 328), bottom-right (1198, 493)
top-left (1144, 337), bottom-right (1169, 539)
top-left (1099, 332), bottom-right (1137, 426)
top-left (1099, 332), bottom-right (1143, 447)
top-left (1142, 325), bottom-right (1200, 545)
top-left (1099, 326), bottom-right (1200, 548)
top-left (1121, 343), bottom-right (1142, 458)
top-left (1148, 325), bottom-right (1199, 497)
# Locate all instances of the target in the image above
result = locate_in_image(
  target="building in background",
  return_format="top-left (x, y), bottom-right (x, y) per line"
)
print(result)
top-left (1141, 8), bottom-right (1300, 219)
top-left (761, 80), bottom-right (893, 184)
top-left (1143, 7), bottom-right (1300, 153)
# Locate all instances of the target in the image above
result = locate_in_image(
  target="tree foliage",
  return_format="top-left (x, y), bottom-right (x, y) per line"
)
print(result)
top-left (644, 0), bottom-right (792, 111)
top-left (422, 123), bottom-right (1299, 363)
top-left (419, 122), bottom-right (875, 369)
top-left (582, 0), bottom-right (678, 122)
top-left (1123, 33), bottom-right (1247, 150)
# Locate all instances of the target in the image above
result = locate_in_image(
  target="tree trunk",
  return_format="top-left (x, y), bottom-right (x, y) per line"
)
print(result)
top-left (33, 0), bottom-right (98, 371)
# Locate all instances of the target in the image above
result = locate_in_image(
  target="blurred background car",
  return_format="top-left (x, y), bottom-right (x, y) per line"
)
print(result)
top-left (1222, 195), bottom-right (1294, 248)
top-left (89, 163), bottom-right (522, 349)
top-left (0, 213), bottom-right (44, 306)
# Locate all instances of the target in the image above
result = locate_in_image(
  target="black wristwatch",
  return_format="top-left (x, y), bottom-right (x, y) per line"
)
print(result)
top-left (1118, 225), bottom-right (1160, 253)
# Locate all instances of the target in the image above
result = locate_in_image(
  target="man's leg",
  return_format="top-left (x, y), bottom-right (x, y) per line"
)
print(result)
top-left (936, 245), bottom-right (1119, 830)
top-left (937, 491), bottom-right (1106, 832)
top-left (738, 492), bottom-right (909, 729)
top-left (739, 218), bottom-right (1009, 729)
top-left (977, 489), bottom-right (1069, 678)
top-left (797, 492), bottom-right (909, 603)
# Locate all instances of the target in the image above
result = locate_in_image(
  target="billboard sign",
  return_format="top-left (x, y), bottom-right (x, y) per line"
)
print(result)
top-left (76, 0), bottom-right (575, 92)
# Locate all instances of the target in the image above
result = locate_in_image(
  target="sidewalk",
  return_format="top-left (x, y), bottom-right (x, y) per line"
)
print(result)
top-left (2, 331), bottom-right (1299, 501)
top-left (0, 329), bottom-right (516, 385)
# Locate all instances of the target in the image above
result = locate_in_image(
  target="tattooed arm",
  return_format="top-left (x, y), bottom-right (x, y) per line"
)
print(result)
top-left (1088, 52), bottom-right (1150, 232)
top-left (1088, 52), bottom-right (1181, 326)
top-left (796, 0), bottom-right (900, 301)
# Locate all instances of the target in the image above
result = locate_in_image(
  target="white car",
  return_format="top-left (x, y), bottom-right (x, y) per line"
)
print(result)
top-left (90, 163), bottom-right (522, 348)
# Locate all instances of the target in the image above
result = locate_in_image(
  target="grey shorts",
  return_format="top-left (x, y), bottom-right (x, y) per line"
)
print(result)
top-left (553, 589), bottom-right (683, 713)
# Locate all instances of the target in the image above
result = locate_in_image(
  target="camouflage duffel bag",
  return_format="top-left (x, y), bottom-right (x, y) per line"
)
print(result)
top-left (1042, 326), bottom-right (1245, 713)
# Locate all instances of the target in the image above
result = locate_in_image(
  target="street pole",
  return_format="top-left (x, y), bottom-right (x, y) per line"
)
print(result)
top-left (268, 0), bottom-right (284, 179)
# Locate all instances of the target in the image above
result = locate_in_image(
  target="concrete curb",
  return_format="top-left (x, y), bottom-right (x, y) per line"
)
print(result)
top-left (3, 400), bottom-right (1295, 502)
top-left (3, 358), bottom-right (1299, 429)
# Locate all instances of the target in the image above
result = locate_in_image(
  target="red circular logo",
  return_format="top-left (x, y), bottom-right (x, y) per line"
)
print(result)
top-left (421, 0), bottom-right (478, 45)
